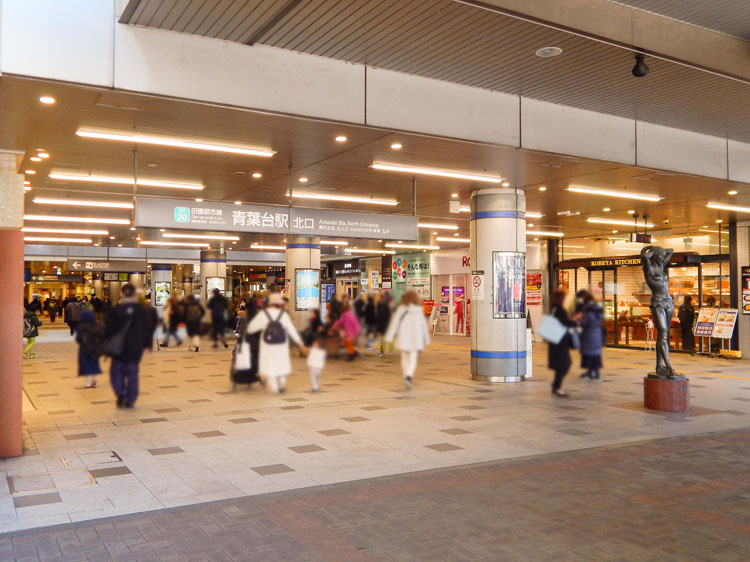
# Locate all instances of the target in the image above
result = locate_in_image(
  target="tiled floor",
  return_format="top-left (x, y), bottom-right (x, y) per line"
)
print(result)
top-left (0, 428), bottom-right (747, 561)
top-left (1, 329), bottom-right (749, 535)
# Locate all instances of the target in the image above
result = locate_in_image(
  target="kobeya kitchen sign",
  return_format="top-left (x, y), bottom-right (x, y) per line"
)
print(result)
top-left (136, 197), bottom-right (417, 241)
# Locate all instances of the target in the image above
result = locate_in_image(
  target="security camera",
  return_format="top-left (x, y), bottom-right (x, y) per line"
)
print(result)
top-left (632, 53), bottom-right (649, 78)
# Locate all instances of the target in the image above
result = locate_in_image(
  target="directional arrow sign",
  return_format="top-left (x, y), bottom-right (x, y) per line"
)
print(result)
top-left (71, 261), bottom-right (81, 269)
top-left (66, 259), bottom-right (147, 272)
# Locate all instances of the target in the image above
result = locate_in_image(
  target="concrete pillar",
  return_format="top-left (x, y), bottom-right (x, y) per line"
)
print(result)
top-left (0, 166), bottom-right (25, 458)
top-left (128, 273), bottom-right (145, 289)
top-left (92, 277), bottom-right (104, 298)
top-left (286, 235), bottom-right (321, 330)
top-left (200, 250), bottom-right (226, 304)
top-left (470, 188), bottom-right (527, 383)
top-left (151, 264), bottom-right (172, 310)
top-left (182, 275), bottom-right (193, 296)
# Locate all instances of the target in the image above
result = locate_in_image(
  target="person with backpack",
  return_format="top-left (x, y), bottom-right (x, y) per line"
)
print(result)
top-left (23, 309), bottom-right (42, 359)
top-left (76, 309), bottom-right (104, 388)
top-left (184, 294), bottom-right (205, 352)
top-left (246, 292), bottom-right (307, 393)
top-left (384, 290), bottom-right (431, 389)
top-left (65, 297), bottom-right (82, 336)
top-left (105, 284), bottom-right (152, 408)
top-left (207, 288), bottom-right (229, 349)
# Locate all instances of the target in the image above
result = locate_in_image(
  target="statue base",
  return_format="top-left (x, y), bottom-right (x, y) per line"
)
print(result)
top-left (643, 374), bottom-right (689, 412)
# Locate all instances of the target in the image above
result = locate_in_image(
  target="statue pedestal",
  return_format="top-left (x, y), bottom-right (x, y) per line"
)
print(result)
top-left (643, 374), bottom-right (689, 412)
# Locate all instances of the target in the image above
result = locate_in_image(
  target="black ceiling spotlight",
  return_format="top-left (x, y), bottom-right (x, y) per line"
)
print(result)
top-left (632, 52), bottom-right (649, 78)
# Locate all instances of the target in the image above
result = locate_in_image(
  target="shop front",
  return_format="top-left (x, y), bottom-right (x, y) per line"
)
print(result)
top-left (332, 259), bottom-right (360, 299)
top-left (429, 249), bottom-right (470, 336)
top-left (557, 252), bottom-right (730, 351)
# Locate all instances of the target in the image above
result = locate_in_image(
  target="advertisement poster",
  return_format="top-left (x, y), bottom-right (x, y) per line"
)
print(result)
top-left (423, 299), bottom-right (435, 316)
top-left (392, 257), bottom-right (407, 282)
top-left (559, 270), bottom-right (569, 290)
top-left (694, 307), bottom-right (719, 337)
top-left (322, 283), bottom-right (336, 304)
top-left (711, 309), bottom-right (738, 339)
top-left (493, 252), bottom-right (526, 319)
top-left (526, 272), bottom-right (543, 307)
top-left (743, 266), bottom-right (750, 315)
top-left (206, 277), bottom-right (225, 296)
top-left (295, 269), bottom-right (320, 310)
top-left (154, 282), bottom-right (171, 307)
top-left (369, 271), bottom-right (380, 292)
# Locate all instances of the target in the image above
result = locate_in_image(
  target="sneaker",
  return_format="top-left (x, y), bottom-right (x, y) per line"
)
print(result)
top-left (552, 389), bottom-right (569, 397)
top-left (312, 387), bottom-right (319, 393)
top-left (85, 383), bottom-right (91, 389)
top-left (405, 376), bottom-right (413, 389)
top-left (579, 372), bottom-right (590, 379)
top-left (377, 352), bottom-right (383, 358)
top-left (91, 380), bottom-right (97, 388)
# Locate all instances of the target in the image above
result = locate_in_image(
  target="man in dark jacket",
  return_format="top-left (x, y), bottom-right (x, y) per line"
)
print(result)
top-left (105, 284), bottom-right (151, 408)
top-left (207, 288), bottom-right (229, 348)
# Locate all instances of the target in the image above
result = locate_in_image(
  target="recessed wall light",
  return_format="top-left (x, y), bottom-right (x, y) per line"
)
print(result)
top-left (335, 135), bottom-right (347, 142)
top-left (391, 143), bottom-right (402, 150)
top-left (39, 96), bottom-right (56, 104)
top-left (535, 47), bottom-right (562, 58)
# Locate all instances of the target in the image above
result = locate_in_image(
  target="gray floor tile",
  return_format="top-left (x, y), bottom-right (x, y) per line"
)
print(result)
top-left (229, 417), bottom-right (258, 424)
top-left (556, 429), bottom-right (592, 436)
top-left (424, 443), bottom-right (464, 452)
top-left (289, 445), bottom-right (325, 454)
top-left (89, 467), bottom-right (132, 479)
top-left (451, 416), bottom-right (479, 421)
top-left (251, 464), bottom-right (294, 476)
top-left (439, 428), bottom-right (472, 435)
top-left (13, 492), bottom-right (62, 509)
top-left (342, 416), bottom-right (369, 422)
top-left (193, 431), bottom-right (225, 438)
top-left (140, 418), bottom-right (168, 423)
top-left (318, 429), bottom-right (350, 436)
top-left (148, 447), bottom-right (185, 456)
top-left (64, 433), bottom-right (97, 441)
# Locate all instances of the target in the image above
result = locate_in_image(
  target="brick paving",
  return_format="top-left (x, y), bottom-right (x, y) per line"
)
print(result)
top-left (1, 428), bottom-right (748, 561)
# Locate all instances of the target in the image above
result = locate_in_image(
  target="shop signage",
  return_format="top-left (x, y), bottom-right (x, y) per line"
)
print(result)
top-left (67, 259), bottom-right (147, 272)
top-left (30, 274), bottom-right (84, 282)
top-left (136, 197), bottom-right (418, 240)
top-left (493, 252), bottom-right (526, 319)
top-left (694, 308), bottom-right (719, 337)
top-left (589, 257), bottom-right (642, 267)
top-left (711, 309), bottom-right (738, 339)
top-left (471, 271), bottom-right (485, 302)
top-left (742, 266), bottom-right (750, 315)
top-left (333, 261), bottom-right (359, 276)
top-left (526, 272), bottom-right (543, 307)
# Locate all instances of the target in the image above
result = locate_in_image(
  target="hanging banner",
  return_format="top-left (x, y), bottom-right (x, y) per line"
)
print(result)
top-left (135, 197), bottom-right (417, 240)
top-left (493, 252), bottom-right (526, 319)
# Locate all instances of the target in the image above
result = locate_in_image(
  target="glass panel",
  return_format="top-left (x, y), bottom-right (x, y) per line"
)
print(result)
top-left (603, 270), bottom-right (616, 345)
top-left (451, 274), bottom-right (467, 336)
top-left (701, 262), bottom-right (729, 308)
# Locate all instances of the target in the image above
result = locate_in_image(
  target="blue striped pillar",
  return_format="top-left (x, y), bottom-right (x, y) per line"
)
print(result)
top-left (200, 250), bottom-right (227, 303)
top-left (470, 188), bottom-right (527, 383)
top-left (286, 235), bottom-right (321, 330)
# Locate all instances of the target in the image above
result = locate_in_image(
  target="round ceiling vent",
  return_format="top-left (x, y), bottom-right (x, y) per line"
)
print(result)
top-left (535, 46), bottom-right (563, 58)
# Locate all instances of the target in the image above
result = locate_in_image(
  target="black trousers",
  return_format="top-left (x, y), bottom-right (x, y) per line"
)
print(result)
top-left (552, 368), bottom-right (569, 391)
top-left (681, 327), bottom-right (695, 350)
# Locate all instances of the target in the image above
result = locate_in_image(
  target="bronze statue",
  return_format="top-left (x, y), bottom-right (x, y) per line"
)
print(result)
top-left (641, 246), bottom-right (675, 377)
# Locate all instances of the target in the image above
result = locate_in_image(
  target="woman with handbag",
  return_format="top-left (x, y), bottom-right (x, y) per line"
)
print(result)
top-left (547, 290), bottom-right (579, 397)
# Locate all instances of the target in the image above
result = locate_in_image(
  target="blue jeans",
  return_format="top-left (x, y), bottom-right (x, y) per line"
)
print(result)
top-left (162, 328), bottom-right (182, 346)
top-left (110, 361), bottom-right (139, 406)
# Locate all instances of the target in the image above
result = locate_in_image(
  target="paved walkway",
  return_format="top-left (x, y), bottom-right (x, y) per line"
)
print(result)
top-left (1, 428), bottom-right (748, 561)
top-left (2, 330), bottom-right (749, 539)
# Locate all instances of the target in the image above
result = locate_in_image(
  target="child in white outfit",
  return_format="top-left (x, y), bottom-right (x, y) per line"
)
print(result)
top-left (307, 336), bottom-right (327, 392)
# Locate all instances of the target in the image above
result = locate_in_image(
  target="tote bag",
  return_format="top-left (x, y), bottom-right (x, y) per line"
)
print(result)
top-left (538, 311), bottom-right (566, 345)
top-left (234, 335), bottom-right (252, 371)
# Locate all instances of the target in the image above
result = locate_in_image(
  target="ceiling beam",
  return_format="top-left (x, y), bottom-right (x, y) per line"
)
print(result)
top-left (118, 0), bottom-right (142, 24)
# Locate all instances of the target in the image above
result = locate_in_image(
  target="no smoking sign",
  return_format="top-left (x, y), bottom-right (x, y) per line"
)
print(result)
top-left (471, 271), bottom-right (485, 302)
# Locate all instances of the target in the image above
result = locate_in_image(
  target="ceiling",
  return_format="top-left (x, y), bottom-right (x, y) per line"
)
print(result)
top-left (2, 76), bottom-right (746, 259)
top-left (121, 0), bottom-right (750, 143)
top-left (607, 0), bottom-right (750, 41)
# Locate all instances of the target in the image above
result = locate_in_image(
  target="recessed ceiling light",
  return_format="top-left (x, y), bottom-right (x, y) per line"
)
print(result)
top-left (535, 47), bottom-right (562, 58)
top-left (25, 170), bottom-right (36, 175)
top-left (335, 135), bottom-right (347, 142)
top-left (385, 243), bottom-right (440, 250)
top-left (299, 177), bottom-right (308, 183)
top-left (567, 185), bottom-right (662, 202)
top-left (451, 193), bottom-right (458, 198)
top-left (526, 212), bottom-right (544, 218)
top-left (628, 210), bottom-right (635, 214)
top-left (526, 230), bottom-right (564, 237)
top-left (728, 190), bottom-right (738, 195)
top-left (164, 233), bottom-right (240, 241)
top-left (391, 143), bottom-right (402, 150)
top-left (371, 163), bottom-right (503, 184)
top-left (319, 240), bottom-right (349, 246)
top-left (533, 238), bottom-right (539, 241)
top-left (76, 128), bottom-right (275, 157)
top-left (159, 228), bottom-right (165, 232)
top-left (140, 240), bottom-right (210, 248)
top-left (136, 237), bottom-right (141, 241)
top-left (612, 230), bottom-right (619, 234)
top-left (436, 237), bottom-right (470, 243)
top-left (36, 152), bottom-right (49, 159)
top-left (23, 186), bottom-right (31, 191)
top-left (344, 248), bottom-right (396, 255)
top-left (33, 197), bottom-right (134, 209)
top-left (603, 207), bottom-right (611, 212)
top-left (30, 157), bottom-right (42, 162)
top-left (130, 227), bottom-right (136, 231)
top-left (418, 223), bottom-right (459, 230)
top-left (251, 244), bottom-right (286, 251)
top-left (23, 180), bottom-right (30, 186)
top-left (707, 202), bottom-right (749, 214)
top-left (23, 214), bottom-right (130, 225)
top-left (109, 236), bottom-right (115, 240)
top-left (502, 181), bottom-right (510, 187)
top-left (538, 186), bottom-right (547, 191)
top-left (24, 236), bottom-right (92, 244)
top-left (252, 172), bottom-right (262, 178)
top-left (147, 163), bottom-right (157, 168)
top-left (22, 227), bottom-right (108, 235)
top-left (587, 217), bottom-right (654, 228)
top-left (453, 233), bottom-right (459, 236)
top-left (234, 171), bottom-right (246, 177)
top-left (292, 192), bottom-right (397, 206)
top-left (433, 231), bottom-right (438, 235)
top-left (716, 219), bottom-right (723, 223)
top-left (49, 172), bottom-right (204, 190)
top-left (39, 96), bottom-right (56, 105)
top-left (195, 198), bottom-right (203, 202)
top-left (528, 223), bottom-right (535, 227)
top-left (234, 201), bottom-right (242, 205)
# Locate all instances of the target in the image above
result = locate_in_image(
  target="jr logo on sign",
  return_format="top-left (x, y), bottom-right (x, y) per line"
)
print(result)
top-left (174, 207), bottom-right (190, 223)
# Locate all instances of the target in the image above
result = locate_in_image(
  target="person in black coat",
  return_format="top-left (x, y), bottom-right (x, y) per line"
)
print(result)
top-left (677, 295), bottom-right (696, 351)
top-left (105, 284), bottom-right (152, 408)
top-left (547, 290), bottom-right (579, 397)
top-left (207, 289), bottom-right (229, 348)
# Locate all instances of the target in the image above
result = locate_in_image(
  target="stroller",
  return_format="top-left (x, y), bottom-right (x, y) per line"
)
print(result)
top-left (231, 321), bottom-right (262, 391)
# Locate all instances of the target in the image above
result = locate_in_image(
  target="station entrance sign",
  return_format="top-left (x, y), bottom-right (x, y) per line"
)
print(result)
top-left (136, 197), bottom-right (418, 241)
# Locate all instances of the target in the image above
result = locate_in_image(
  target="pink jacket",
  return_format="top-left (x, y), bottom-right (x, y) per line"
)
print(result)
top-left (333, 310), bottom-right (362, 340)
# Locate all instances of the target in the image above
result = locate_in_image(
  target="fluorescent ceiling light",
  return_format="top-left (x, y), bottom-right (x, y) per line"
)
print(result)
top-left (49, 172), bottom-right (204, 190)
top-left (292, 192), bottom-right (397, 206)
top-left (22, 227), bottom-right (109, 235)
top-left (560, 252), bottom-right (593, 256)
top-left (24, 236), bottom-right (92, 244)
top-left (458, 206), bottom-right (470, 213)
top-left (371, 163), bottom-right (503, 184)
top-left (76, 128), bottom-right (275, 157)
top-left (567, 185), bottom-right (663, 202)
top-left (39, 96), bottom-right (56, 104)
top-left (707, 202), bottom-right (750, 213)
top-left (418, 223), bottom-right (459, 230)
top-left (30, 157), bottom-right (42, 162)
top-left (698, 229), bottom-right (728, 234)
top-left (391, 143), bottom-right (402, 150)
top-left (37, 152), bottom-right (49, 159)
top-left (320, 240), bottom-right (349, 246)
top-left (345, 249), bottom-right (396, 255)
top-left (436, 237), bottom-right (470, 243)
top-left (251, 244), bottom-right (286, 251)
top-left (23, 214), bottom-right (131, 225)
top-left (33, 197), bottom-right (134, 209)
top-left (587, 218), bottom-right (654, 228)
top-left (23, 186), bottom-right (32, 192)
top-left (163, 233), bottom-right (239, 241)
top-left (527, 230), bottom-right (564, 237)
top-left (385, 243), bottom-right (441, 250)
top-left (140, 241), bottom-right (209, 247)
top-left (526, 212), bottom-right (543, 219)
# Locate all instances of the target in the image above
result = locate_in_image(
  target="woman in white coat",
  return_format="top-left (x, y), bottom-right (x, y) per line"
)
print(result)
top-left (246, 293), bottom-right (307, 393)
top-left (385, 290), bottom-right (431, 389)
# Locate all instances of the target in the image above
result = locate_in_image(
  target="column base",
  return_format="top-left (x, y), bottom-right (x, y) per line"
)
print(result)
top-left (472, 374), bottom-right (526, 383)
top-left (643, 374), bottom-right (689, 412)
